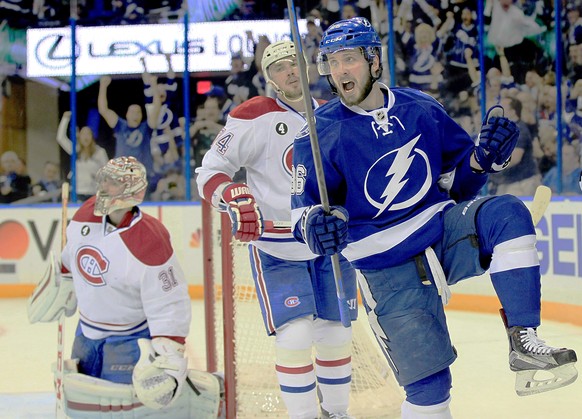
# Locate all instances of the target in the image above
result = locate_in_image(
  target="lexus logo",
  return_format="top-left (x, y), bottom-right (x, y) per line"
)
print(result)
top-left (34, 33), bottom-right (206, 69)
top-left (35, 34), bottom-right (80, 69)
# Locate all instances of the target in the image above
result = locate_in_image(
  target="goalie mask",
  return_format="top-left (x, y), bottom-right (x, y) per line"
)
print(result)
top-left (94, 156), bottom-right (148, 216)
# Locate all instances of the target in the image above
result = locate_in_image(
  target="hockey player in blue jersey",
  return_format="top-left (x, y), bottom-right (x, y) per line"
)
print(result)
top-left (290, 17), bottom-right (578, 418)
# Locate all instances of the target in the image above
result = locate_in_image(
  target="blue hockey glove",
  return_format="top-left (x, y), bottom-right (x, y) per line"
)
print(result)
top-left (301, 205), bottom-right (349, 256)
top-left (474, 105), bottom-right (519, 173)
top-left (222, 183), bottom-right (264, 242)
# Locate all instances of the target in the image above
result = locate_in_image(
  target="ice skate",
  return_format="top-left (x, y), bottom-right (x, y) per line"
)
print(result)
top-left (500, 309), bottom-right (578, 396)
top-left (321, 410), bottom-right (354, 419)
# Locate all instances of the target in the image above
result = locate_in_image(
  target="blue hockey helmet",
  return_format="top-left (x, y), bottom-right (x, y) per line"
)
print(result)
top-left (317, 17), bottom-right (382, 77)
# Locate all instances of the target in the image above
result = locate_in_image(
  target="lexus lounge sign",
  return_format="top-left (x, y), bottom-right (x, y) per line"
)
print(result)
top-left (26, 20), bottom-right (307, 77)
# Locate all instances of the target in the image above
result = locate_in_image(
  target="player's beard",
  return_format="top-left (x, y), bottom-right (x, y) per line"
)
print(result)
top-left (338, 73), bottom-right (374, 107)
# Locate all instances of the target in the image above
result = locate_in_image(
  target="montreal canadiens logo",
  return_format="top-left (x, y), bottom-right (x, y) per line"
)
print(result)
top-left (285, 296), bottom-right (300, 307)
top-left (76, 246), bottom-right (109, 286)
top-left (282, 144), bottom-right (293, 176)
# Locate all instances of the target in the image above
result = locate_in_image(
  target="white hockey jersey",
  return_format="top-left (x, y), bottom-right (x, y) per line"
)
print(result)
top-left (61, 197), bottom-right (191, 340)
top-left (196, 96), bottom-right (322, 261)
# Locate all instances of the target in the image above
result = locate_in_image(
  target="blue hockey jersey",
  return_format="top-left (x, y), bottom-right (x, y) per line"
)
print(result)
top-left (290, 84), bottom-right (487, 269)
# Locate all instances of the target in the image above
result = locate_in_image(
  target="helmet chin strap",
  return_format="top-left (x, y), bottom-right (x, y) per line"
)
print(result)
top-left (270, 81), bottom-right (303, 103)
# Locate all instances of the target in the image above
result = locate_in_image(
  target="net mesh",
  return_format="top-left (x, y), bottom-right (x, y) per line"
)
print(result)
top-left (207, 209), bottom-right (403, 418)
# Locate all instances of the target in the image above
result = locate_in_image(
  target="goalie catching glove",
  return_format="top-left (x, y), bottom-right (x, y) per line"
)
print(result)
top-left (27, 251), bottom-right (77, 323)
top-left (133, 337), bottom-right (188, 409)
top-left (221, 182), bottom-right (264, 242)
top-left (474, 105), bottom-right (519, 173)
top-left (300, 205), bottom-right (349, 256)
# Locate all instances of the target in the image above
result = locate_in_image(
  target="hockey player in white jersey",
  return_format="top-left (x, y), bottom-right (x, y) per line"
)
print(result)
top-left (196, 41), bottom-right (358, 419)
top-left (28, 156), bottom-right (223, 418)
top-left (290, 17), bottom-right (577, 418)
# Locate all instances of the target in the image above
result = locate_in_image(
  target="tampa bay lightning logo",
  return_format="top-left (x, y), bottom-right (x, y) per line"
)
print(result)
top-left (364, 134), bottom-right (431, 218)
top-left (127, 129), bottom-right (144, 148)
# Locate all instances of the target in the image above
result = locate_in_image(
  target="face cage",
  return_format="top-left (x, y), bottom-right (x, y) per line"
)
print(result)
top-left (94, 190), bottom-right (146, 216)
top-left (317, 46), bottom-right (381, 76)
top-left (93, 168), bottom-right (147, 216)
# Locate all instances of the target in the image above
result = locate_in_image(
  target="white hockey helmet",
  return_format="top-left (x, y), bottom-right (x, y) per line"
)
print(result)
top-left (94, 156), bottom-right (148, 216)
top-left (261, 40), bottom-right (297, 84)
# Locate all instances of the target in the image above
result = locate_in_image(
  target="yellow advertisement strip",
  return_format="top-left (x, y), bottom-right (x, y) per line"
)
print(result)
top-left (4, 284), bottom-right (582, 327)
top-left (445, 294), bottom-right (582, 327)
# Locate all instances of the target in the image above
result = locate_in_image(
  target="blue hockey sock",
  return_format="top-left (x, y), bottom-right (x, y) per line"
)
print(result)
top-left (477, 195), bottom-right (541, 327)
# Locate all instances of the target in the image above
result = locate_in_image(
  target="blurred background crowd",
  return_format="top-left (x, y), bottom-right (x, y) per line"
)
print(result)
top-left (0, 0), bottom-right (581, 204)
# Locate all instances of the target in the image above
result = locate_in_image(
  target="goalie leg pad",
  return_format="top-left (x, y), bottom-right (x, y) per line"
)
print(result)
top-left (27, 251), bottom-right (77, 323)
top-left (64, 370), bottom-right (222, 419)
top-left (182, 369), bottom-right (224, 419)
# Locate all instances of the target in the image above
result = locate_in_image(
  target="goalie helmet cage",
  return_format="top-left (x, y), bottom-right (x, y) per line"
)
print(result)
top-left (201, 200), bottom-right (403, 418)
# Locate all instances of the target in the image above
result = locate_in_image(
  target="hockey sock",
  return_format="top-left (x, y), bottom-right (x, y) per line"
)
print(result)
top-left (313, 318), bottom-right (352, 414)
top-left (490, 237), bottom-right (541, 327)
top-left (403, 368), bottom-right (451, 407)
top-left (477, 195), bottom-right (541, 327)
top-left (275, 316), bottom-right (318, 419)
top-left (401, 397), bottom-right (452, 419)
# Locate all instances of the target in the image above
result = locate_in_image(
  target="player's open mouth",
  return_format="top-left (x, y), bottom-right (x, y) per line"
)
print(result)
top-left (342, 81), bottom-right (355, 92)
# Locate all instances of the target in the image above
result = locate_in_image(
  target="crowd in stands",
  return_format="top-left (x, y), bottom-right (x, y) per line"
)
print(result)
top-left (1, 0), bottom-right (582, 203)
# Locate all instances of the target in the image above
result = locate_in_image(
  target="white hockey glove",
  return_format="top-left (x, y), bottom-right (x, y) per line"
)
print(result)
top-left (28, 251), bottom-right (77, 323)
top-left (133, 337), bottom-right (188, 409)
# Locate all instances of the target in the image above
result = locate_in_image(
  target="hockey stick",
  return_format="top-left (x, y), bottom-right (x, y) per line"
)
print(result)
top-left (285, 0), bottom-right (351, 328)
top-left (55, 182), bottom-right (69, 418)
top-left (530, 185), bottom-right (551, 227)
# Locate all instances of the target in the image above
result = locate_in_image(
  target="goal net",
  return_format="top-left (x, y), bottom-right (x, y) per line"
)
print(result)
top-left (202, 201), bottom-right (403, 418)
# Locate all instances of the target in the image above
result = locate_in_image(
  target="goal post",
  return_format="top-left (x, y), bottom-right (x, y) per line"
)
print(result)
top-left (202, 200), bottom-right (404, 418)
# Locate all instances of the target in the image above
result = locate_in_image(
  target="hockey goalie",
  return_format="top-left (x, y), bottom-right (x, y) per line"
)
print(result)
top-left (27, 156), bottom-right (224, 418)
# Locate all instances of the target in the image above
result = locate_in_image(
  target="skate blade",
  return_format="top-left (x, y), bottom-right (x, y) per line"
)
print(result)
top-left (515, 363), bottom-right (578, 396)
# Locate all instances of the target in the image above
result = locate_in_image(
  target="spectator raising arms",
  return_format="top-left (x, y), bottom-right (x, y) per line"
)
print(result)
top-left (56, 111), bottom-right (110, 202)
top-left (141, 53), bottom-right (182, 186)
top-left (97, 75), bottom-right (161, 187)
